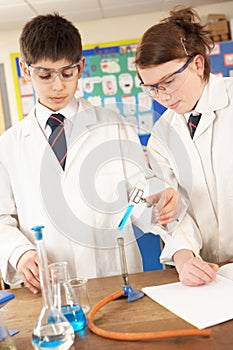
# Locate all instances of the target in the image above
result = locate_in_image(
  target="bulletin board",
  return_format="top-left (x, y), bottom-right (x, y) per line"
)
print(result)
top-left (209, 40), bottom-right (233, 77)
top-left (11, 52), bottom-right (36, 121)
top-left (10, 39), bottom-right (162, 146)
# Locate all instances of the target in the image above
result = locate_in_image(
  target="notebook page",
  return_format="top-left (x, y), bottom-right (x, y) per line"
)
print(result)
top-left (218, 262), bottom-right (233, 280)
top-left (142, 275), bottom-right (233, 329)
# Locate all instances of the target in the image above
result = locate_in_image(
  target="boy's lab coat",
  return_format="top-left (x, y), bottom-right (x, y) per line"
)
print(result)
top-left (148, 74), bottom-right (233, 264)
top-left (0, 98), bottom-right (164, 285)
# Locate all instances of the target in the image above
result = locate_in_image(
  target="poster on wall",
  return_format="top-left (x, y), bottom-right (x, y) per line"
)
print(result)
top-left (209, 41), bottom-right (233, 77)
top-left (11, 39), bottom-right (162, 147)
top-left (11, 53), bottom-right (36, 120)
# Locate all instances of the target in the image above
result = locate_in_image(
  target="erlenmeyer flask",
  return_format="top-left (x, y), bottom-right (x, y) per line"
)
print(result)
top-left (50, 262), bottom-right (86, 332)
top-left (0, 311), bottom-right (17, 350)
top-left (31, 226), bottom-right (74, 350)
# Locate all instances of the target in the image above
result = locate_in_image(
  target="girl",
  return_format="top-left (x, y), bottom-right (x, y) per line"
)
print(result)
top-left (135, 6), bottom-right (233, 286)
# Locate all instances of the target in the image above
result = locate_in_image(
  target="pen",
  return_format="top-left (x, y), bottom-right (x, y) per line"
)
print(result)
top-left (178, 225), bottom-right (202, 260)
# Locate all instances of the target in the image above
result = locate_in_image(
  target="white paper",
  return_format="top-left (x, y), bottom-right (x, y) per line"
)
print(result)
top-left (217, 262), bottom-right (233, 280)
top-left (142, 268), bottom-right (233, 329)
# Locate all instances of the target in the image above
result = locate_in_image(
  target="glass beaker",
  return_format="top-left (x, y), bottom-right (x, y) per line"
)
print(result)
top-left (69, 278), bottom-right (90, 315)
top-left (50, 262), bottom-right (86, 332)
top-left (0, 311), bottom-right (17, 350)
top-left (31, 226), bottom-right (74, 350)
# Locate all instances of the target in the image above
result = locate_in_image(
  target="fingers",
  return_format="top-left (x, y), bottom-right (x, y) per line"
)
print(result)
top-left (179, 257), bottom-right (219, 286)
top-left (208, 262), bottom-right (219, 272)
top-left (19, 269), bottom-right (40, 294)
top-left (146, 187), bottom-right (182, 225)
top-left (158, 188), bottom-right (182, 221)
top-left (16, 250), bottom-right (41, 294)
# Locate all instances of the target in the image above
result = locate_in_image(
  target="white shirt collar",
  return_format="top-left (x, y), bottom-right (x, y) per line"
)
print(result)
top-left (36, 97), bottom-right (79, 131)
top-left (184, 108), bottom-right (201, 122)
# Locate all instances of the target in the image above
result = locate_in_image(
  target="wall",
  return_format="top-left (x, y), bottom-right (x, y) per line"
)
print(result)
top-left (1, 1), bottom-right (233, 125)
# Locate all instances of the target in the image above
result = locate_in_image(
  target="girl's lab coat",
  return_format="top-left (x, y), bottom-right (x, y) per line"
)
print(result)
top-left (0, 98), bottom-right (164, 285)
top-left (148, 74), bottom-right (233, 265)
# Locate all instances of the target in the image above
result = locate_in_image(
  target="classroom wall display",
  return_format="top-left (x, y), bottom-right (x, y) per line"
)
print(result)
top-left (11, 40), bottom-right (233, 127)
top-left (209, 40), bottom-right (233, 76)
top-left (10, 39), bottom-right (162, 147)
top-left (0, 64), bottom-right (11, 134)
top-left (11, 53), bottom-right (36, 121)
top-left (79, 39), bottom-right (161, 147)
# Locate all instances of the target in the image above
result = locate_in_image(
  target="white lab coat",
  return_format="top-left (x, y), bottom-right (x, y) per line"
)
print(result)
top-left (0, 97), bottom-right (165, 285)
top-left (148, 74), bottom-right (233, 265)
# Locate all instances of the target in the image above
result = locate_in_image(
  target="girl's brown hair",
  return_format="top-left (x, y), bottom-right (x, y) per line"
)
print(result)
top-left (135, 7), bottom-right (214, 82)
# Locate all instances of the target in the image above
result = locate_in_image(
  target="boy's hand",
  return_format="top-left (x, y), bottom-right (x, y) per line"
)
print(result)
top-left (146, 187), bottom-right (182, 225)
top-left (16, 250), bottom-right (41, 294)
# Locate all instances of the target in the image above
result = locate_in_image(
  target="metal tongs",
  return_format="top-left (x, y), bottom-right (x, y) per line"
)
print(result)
top-left (128, 186), bottom-right (155, 207)
top-left (117, 185), bottom-right (153, 231)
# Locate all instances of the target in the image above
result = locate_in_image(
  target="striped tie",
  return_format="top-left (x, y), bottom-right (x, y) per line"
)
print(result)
top-left (47, 113), bottom-right (67, 170)
top-left (188, 112), bottom-right (201, 138)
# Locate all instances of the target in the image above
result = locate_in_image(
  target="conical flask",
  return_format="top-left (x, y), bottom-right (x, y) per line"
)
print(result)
top-left (50, 262), bottom-right (86, 332)
top-left (31, 226), bottom-right (74, 350)
top-left (0, 311), bottom-right (17, 350)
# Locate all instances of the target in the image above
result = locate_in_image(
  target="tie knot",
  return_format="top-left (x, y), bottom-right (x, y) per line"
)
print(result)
top-left (47, 113), bottom-right (65, 129)
top-left (188, 112), bottom-right (202, 138)
top-left (189, 112), bottom-right (201, 122)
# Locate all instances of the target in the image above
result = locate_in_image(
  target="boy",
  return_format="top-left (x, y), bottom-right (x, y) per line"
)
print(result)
top-left (0, 13), bottom-right (180, 293)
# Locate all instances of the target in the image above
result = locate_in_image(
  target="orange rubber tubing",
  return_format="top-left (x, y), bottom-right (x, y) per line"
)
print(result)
top-left (87, 289), bottom-right (211, 341)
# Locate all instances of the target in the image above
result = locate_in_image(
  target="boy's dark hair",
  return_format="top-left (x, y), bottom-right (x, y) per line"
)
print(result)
top-left (19, 13), bottom-right (82, 65)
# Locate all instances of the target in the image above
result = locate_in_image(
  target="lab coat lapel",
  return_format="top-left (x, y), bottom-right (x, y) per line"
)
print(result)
top-left (193, 74), bottom-right (228, 141)
top-left (189, 128), bottom-right (218, 231)
top-left (22, 109), bottom-right (61, 175)
top-left (171, 113), bottom-right (218, 231)
top-left (65, 100), bottom-right (97, 171)
top-left (22, 109), bottom-right (48, 160)
top-left (192, 110), bottom-right (216, 141)
top-left (188, 76), bottom-right (229, 231)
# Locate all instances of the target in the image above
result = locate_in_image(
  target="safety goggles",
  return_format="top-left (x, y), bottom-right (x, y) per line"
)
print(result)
top-left (140, 56), bottom-right (193, 98)
top-left (26, 60), bottom-right (82, 84)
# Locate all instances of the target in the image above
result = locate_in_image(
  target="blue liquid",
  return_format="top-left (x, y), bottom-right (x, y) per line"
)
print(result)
top-left (61, 305), bottom-right (86, 332)
top-left (32, 322), bottom-right (74, 349)
top-left (118, 205), bottom-right (135, 230)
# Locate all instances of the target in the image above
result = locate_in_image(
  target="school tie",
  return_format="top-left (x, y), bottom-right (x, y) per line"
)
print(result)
top-left (47, 113), bottom-right (67, 170)
top-left (188, 112), bottom-right (202, 138)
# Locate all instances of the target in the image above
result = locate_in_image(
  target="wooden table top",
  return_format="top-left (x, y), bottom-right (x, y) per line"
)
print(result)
top-left (4, 269), bottom-right (233, 350)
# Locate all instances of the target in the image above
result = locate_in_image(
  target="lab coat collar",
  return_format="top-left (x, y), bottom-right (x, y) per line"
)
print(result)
top-left (21, 97), bottom-right (97, 138)
top-left (171, 74), bottom-right (228, 141)
top-left (62, 98), bottom-right (98, 171)
top-left (35, 97), bottom-right (79, 130)
top-left (21, 98), bottom-right (98, 173)
top-left (68, 97), bottom-right (98, 146)
top-left (192, 74), bottom-right (228, 140)
top-left (198, 73), bottom-right (228, 112)
top-left (21, 107), bottom-right (38, 137)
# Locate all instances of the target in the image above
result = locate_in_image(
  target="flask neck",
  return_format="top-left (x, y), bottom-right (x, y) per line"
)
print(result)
top-left (35, 239), bottom-right (53, 308)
